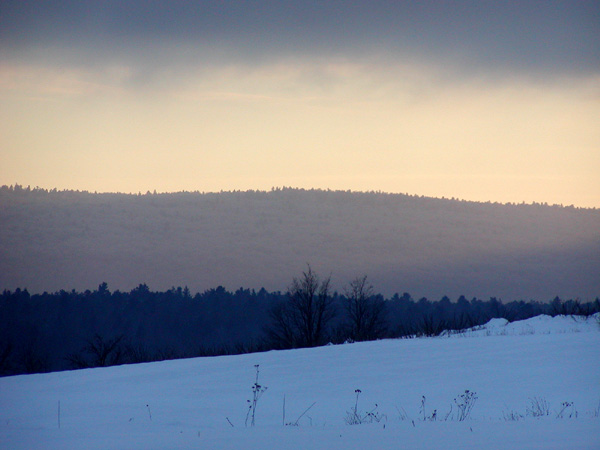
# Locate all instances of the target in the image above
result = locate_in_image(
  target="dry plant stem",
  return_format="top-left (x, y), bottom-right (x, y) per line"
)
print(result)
top-left (246, 365), bottom-right (267, 427)
top-left (291, 402), bottom-right (317, 426)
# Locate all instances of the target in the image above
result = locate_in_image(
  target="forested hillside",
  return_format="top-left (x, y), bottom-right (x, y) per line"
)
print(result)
top-left (1, 185), bottom-right (599, 300)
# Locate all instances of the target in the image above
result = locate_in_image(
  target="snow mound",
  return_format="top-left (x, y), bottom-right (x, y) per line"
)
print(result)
top-left (485, 318), bottom-right (509, 328)
top-left (454, 313), bottom-right (600, 337)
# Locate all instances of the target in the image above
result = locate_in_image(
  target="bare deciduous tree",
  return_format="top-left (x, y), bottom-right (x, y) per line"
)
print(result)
top-left (344, 276), bottom-right (387, 341)
top-left (66, 334), bottom-right (124, 369)
top-left (267, 266), bottom-right (335, 348)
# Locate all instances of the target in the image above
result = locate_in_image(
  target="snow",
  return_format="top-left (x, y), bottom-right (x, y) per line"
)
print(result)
top-left (1, 314), bottom-right (599, 449)
top-left (446, 314), bottom-right (600, 337)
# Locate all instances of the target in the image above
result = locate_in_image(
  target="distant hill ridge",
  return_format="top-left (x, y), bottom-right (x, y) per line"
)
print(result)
top-left (1, 185), bottom-right (599, 300)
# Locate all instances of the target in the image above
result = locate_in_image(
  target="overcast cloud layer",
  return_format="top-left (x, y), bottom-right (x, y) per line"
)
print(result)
top-left (2, 1), bottom-right (599, 77)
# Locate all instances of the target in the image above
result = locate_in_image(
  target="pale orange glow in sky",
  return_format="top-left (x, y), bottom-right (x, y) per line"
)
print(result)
top-left (2, 60), bottom-right (598, 207)
top-left (1, 2), bottom-right (599, 207)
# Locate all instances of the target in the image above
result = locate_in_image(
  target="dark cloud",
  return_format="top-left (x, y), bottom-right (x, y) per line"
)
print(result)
top-left (1, 1), bottom-right (599, 76)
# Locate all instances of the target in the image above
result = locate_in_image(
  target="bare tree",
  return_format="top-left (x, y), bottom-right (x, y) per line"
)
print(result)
top-left (267, 301), bottom-right (297, 349)
top-left (66, 334), bottom-right (124, 369)
top-left (343, 276), bottom-right (387, 341)
top-left (267, 266), bottom-right (335, 348)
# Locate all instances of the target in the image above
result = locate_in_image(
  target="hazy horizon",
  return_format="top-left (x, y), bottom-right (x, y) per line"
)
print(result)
top-left (2, 1), bottom-right (599, 208)
top-left (4, 183), bottom-right (599, 210)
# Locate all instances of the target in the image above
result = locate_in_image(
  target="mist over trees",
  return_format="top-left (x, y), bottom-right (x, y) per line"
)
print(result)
top-left (1, 185), bottom-right (599, 301)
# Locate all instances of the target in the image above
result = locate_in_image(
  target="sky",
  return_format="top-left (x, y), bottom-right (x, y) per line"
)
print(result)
top-left (1, 1), bottom-right (599, 207)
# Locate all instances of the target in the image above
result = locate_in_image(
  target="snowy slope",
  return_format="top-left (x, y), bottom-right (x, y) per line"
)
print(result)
top-left (447, 313), bottom-right (600, 337)
top-left (0, 314), bottom-right (599, 450)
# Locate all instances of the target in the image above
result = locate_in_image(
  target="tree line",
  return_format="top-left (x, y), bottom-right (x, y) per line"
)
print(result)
top-left (1, 268), bottom-right (598, 376)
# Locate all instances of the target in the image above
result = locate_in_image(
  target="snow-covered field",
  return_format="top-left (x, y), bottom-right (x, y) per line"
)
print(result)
top-left (1, 314), bottom-right (599, 450)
